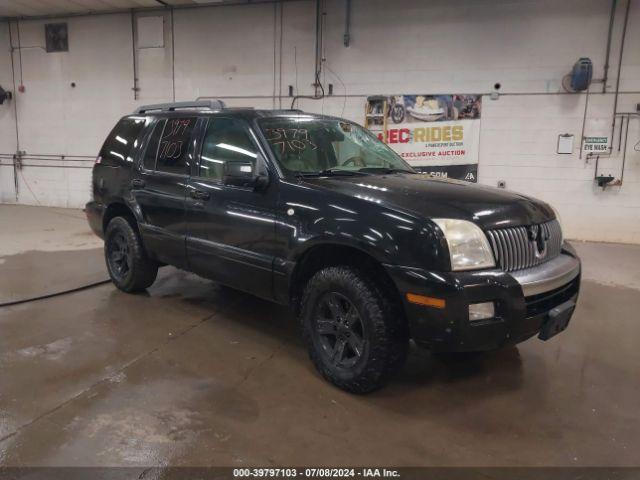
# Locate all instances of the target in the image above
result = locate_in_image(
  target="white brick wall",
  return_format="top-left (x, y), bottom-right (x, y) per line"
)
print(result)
top-left (0, 0), bottom-right (639, 242)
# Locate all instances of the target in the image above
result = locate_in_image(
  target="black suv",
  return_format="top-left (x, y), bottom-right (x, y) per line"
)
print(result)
top-left (86, 100), bottom-right (581, 393)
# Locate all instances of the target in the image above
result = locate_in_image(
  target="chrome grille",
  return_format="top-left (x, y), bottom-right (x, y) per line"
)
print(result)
top-left (486, 220), bottom-right (562, 272)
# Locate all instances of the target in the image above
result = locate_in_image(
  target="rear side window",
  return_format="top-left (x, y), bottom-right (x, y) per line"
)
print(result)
top-left (156, 117), bottom-right (197, 175)
top-left (99, 117), bottom-right (146, 167)
top-left (142, 119), bottom-right (166, 171)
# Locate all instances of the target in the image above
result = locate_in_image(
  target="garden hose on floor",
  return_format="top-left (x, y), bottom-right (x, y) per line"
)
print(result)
top-left (0, 279), bottom-right (110, 308)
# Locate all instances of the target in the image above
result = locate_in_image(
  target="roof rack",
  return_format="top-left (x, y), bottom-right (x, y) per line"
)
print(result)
top-left (134, 99), bottom-right (226, 114)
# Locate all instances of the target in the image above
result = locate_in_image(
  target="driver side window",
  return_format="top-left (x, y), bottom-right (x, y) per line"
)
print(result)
top-left (199, 118), bottom-right (258, 181)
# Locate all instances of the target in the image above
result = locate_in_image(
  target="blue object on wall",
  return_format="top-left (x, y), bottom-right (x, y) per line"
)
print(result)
top-left (570, 58), bottom-right (593, 91)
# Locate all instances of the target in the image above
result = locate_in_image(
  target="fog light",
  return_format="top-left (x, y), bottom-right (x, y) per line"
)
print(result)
top-left (468, 302), bottom-right (495, 321)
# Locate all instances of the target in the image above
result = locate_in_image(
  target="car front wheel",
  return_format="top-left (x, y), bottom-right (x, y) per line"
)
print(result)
top-left (300, 266), bottom-right (408, 393)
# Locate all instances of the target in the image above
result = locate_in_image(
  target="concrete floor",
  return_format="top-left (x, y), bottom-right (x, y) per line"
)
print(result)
top-left (1, 204), bottom-right (639, 467)
top-left (0, 205), bottom-right (105, 305)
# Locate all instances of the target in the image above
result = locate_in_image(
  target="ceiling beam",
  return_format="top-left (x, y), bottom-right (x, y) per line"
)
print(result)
top-left (0, 0), bottom-right (302, 21)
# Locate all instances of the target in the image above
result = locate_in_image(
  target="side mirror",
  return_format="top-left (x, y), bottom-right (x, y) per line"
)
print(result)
top-left (223, 159), bottom-right (268, 190)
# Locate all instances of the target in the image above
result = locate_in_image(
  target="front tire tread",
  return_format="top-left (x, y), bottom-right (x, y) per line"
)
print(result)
top-left (300, 266), bottom-right (408, 393)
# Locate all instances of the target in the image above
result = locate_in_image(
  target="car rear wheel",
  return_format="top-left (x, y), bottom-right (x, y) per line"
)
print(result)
top-left (300, 266), bottom-right (408, 393)
top-left (105, 216), bottom-right (158, 293)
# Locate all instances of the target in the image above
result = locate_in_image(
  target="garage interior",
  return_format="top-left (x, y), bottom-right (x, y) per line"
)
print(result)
top-left (1, 0), bottom-right (640, 473)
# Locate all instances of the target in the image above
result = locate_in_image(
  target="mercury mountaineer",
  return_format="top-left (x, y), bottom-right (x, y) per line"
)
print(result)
top-left (86, 100), bottom-right (581, 393)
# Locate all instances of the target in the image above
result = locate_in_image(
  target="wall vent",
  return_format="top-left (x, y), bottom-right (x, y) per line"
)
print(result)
top-left (45, 23), bottom-right (69, 52)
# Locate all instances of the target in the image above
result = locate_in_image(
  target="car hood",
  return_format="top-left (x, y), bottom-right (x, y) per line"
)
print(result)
top-left (301, 173), bottom-right (554, 230)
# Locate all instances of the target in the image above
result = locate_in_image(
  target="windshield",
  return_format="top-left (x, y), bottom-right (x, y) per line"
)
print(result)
top-left (258, 117), bottom-right (415, 176)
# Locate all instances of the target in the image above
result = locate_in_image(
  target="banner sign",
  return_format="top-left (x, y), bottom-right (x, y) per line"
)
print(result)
top-left (366, 94), bottom-right (482, 182)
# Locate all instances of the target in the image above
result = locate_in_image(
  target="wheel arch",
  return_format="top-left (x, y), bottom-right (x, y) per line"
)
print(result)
top-left (101, 201), bottom-right (148, 245)
top-left (103, 202), bottom-right (136, 231)
top-left (289, 242), bottom-right (405, 321)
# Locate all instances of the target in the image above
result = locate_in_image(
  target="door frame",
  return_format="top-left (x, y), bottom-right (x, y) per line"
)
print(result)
top-left (131, 115), bottom-right (205, 267)
top-left (184, 115), bottom-right (279, 299)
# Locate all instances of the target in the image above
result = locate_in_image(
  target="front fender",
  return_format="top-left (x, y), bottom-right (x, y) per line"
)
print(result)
top-left (275, 180), bottom-right (449, 275)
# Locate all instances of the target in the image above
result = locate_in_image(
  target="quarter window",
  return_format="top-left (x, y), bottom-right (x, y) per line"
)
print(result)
top-left (155, 117), bottom-right (197, 175)
top-left (199, 118), bottom-right (258, 180)
top-left (99, 116), bottom-right (147, 167)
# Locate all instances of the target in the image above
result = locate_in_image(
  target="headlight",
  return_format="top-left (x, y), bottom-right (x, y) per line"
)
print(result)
top-left (432, 218), bottom-right (496, 271)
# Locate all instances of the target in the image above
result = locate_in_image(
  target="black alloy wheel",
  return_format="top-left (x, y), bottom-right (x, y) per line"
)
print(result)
top-left (107, 230), bottom-right (131, 281)
top-left (313, 292), bottom-right (366, 369)
top-left (104, 216), bottom-right (158, 293)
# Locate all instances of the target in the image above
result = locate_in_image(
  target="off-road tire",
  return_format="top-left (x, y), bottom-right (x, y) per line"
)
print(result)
top-left (300, 266), bottom-right (409, 393)
top-left (104, 216), bottom-right (158, 293)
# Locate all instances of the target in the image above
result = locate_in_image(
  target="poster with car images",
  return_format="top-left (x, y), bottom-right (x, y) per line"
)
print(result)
top-left (365, 94), bottom-right (481, 182)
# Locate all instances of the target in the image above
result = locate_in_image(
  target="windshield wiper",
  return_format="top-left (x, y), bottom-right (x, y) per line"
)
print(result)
top-left (358, 167), bottom-right (415, 174)
top-left (319, 168), bottom-right (368, 176)
top-left (295, 168), bottom-right (368, 178)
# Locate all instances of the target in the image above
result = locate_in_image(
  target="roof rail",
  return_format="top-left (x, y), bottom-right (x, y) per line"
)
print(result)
top-left (134, 99), bottom-right (226, 114)
top-left (270, 109), bottom-right (304, 114)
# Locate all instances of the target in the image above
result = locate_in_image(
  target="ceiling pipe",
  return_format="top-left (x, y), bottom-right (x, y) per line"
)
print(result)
top-left (313, 0), bottom-right (322, 97)
top-left (130, 11), bottom-right (139, 100)
top-left (588, 0), bottom-right (633, 183)
top-left (611, 0), bottom-right (630, 119)
top-left (602, 0), bottom-right (617, 93)
top-left (343, 0), bottom-right (351, 47)
top-left (607, 0), bottom-right (631, 152)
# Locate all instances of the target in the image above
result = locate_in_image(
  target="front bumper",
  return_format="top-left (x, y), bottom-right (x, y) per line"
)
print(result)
top-left (385, 243), bottom-right (581, 352)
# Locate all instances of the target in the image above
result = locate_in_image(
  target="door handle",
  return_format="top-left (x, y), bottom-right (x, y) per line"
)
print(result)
top-left (131, 178), bottom-right (145, 188)
top-left (190, 189), bottom-right (210, 200)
